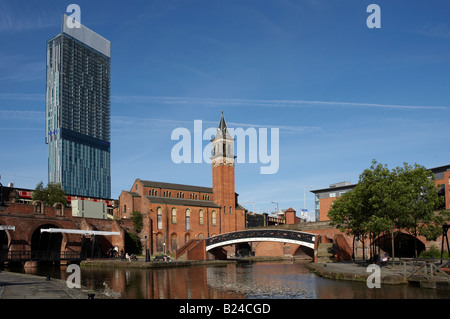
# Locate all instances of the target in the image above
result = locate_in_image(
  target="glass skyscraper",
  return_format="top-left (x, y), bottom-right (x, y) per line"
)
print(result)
top-left (46, 15), bottom-right (111, 198)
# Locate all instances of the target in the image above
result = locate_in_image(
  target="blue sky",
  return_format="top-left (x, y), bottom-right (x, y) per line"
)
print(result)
top-left (1, 0), bottom-right (450, 220)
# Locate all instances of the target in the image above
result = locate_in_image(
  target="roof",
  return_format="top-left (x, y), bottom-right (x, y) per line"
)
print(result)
top-left (138, 179), bottom-right (213, 193)
top-left (125, 191), bottom-right (141, 197)
top-left (429, 164), bottom-right (450, 174)
top-left (144, 196), bottom-right (221, 208)
top-left (311, 183), bottom-right (357, 194)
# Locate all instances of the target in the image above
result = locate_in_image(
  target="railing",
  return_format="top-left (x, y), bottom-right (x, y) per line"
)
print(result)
top-left (174, 239), bottom-right (201, 259)
top-left (0, 250), bottom-right (87, 262)
top-left (392, 258), bottom-right (450, 279)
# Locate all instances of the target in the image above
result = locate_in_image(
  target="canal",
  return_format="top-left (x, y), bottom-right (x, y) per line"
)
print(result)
top-left (7, 260), bottom-right (450, 299)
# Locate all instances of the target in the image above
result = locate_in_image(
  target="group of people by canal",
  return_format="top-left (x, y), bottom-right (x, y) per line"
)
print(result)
top-left (105, 247), bottom-right (171, 262)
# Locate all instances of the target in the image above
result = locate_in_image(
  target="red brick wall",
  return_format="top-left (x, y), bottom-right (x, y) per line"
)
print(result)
top-left (285, 210), bottom-right (300, 224)
top-left (318, 197), bottom-right (335, 221)
top-left (146, 203), bottom-right (221, 253)
top-left (0, 202), bottom-right (127, 254)
top-left (435, 171), bottom-right (450, 210)
top-left (212, 164), bottom-right (237, 234)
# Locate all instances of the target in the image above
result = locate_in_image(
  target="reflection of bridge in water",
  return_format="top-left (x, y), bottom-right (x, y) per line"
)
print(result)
top-left (205, 229), bottom-right (316, 251)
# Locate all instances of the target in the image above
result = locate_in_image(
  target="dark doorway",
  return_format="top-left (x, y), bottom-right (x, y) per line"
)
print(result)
top-left (31, 224), bottom-right (63, 260)
top-left (81, 236), bottom-right (103, 258)
top-left (0, 230), bottom-right (8, 262)
top-left (374, 233), bottom-right (426, 258)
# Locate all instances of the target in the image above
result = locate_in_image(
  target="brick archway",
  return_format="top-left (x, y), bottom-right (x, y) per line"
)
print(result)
top-left (30, 223), bottom-right (65, 257)
top-left (373, 232), bottom-right (426, 258)
top-left (0, 229), bottom-right (9, 259)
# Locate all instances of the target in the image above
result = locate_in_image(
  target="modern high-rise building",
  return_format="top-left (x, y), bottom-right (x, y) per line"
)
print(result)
top-left (46, 14), bottom-right (111, 198)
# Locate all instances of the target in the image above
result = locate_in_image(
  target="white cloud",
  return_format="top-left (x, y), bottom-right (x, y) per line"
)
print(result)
top-left (111, 95), bottom-right (449, 110)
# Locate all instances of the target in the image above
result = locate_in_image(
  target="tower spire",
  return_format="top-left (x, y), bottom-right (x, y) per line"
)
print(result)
top-left (213, 111), bottom-right (233, 141)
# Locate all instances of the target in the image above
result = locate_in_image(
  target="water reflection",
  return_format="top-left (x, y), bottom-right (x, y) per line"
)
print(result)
top-left (10, 260), bottom-right (450, 299)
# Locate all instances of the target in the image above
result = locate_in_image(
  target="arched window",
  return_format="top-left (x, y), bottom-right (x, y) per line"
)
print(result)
top-left (230, 206), bottom-right (232, 215)
top-left (157, 207), bottom-right (163, 229)
top-left (185, 233), bottom-right (190, 243)
top-left (171, 207), bottom-right (177, 224)
top-left (185, 209), bottom-right (191, 230)
top-left (54, 202), bottom-right (64, 216)
top-left (33, 200), bottom-right (43, 214)
top-left (224, 206), bottom-right (226, 214)
top-left (212, 210), bottom-right (217, 226)
top-left (199, 209), bottom-right (204, 225)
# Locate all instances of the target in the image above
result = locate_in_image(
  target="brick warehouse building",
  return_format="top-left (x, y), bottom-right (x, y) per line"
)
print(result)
top-left (312, 164), bottom-right (450, 222)
top-left (118, 113), bottom-right (247, 255)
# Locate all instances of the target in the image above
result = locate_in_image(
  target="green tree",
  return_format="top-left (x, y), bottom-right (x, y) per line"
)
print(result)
top-left (391, 163), bottom-right (445, 258)
top-left (329, 186), bottom-right (369, 261)
top-left (329, 159), bottom-right (450, 263)
top-left (131, 211), bottom-right (143, 233)
top-left (32, 181), bottom-right (68, 207)
top-left (358, 160), bottom-right (394, 261)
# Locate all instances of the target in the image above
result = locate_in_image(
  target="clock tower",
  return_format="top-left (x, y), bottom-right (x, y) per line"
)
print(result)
top-left (211, 112), bottom-right (237, 233)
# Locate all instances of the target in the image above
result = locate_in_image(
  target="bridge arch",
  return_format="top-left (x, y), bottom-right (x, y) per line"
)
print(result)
top-left (205, 229), bottom-right (316, 252)
top-left (31, 223), bottom-right (64, 259)
top-left (0, 226), bottom-right (11, 260)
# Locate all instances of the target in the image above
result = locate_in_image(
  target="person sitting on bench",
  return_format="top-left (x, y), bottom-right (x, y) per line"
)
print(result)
top-left (380, 253), bottom-right (389, 266)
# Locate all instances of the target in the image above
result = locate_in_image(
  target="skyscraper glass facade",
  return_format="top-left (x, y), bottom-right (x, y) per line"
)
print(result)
top-left (46, 15), bottom-right (111, 198)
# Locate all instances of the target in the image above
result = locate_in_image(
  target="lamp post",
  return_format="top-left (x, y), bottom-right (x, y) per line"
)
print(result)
top-left (0, 182), bottom-right (8, 212)
top-left (271, 201), bottom-right (279, 214)
top-left (145, 235), bottom-right (150, 262)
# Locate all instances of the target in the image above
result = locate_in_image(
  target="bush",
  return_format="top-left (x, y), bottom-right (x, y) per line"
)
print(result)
top-left (419, 245), bottom-right (449, 259)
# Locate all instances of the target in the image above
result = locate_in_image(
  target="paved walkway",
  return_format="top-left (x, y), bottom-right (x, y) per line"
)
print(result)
top-left (0, 271), bottom-right (103, 299)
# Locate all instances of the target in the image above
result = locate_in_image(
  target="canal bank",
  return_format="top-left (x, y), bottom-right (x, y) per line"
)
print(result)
top-left (306, 262), bottom-right (407, 285)
top-left (307, 261), bottom-right (450, 290)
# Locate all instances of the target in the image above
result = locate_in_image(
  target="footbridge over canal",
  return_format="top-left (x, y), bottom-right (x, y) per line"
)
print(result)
top-left (175, 229), bottom-right (318, 261)
top-left (206, 229), bottom-right (316, 251)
